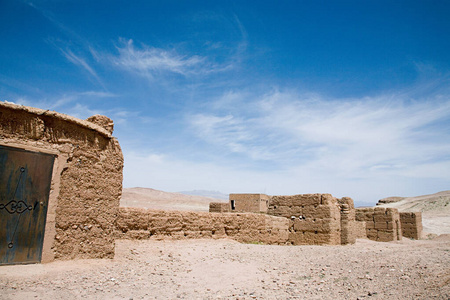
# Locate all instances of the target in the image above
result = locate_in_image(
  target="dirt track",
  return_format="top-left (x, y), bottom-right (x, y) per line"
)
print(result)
top-left (1, 236), bottom-right (449, 299)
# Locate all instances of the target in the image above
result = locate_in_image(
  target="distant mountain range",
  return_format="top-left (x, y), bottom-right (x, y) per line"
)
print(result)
top-left (177, 190), bottom-right (229, 200)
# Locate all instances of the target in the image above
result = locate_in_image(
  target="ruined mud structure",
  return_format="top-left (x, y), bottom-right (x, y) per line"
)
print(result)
top-left (211, 194), bottom-right (423, 244)
top-left (211, 193), bottom-right (358, 245)
top-left (399, 212), bottom-right (423, 240)
top-left (1, 102), bottom-right (423, 265)
top-left (355, 207), bottom-right (402, 242)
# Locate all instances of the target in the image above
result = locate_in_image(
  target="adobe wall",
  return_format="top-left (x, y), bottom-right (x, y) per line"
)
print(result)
top-left (229, 193), bottom-right (270, 213)
top-left (355, 207), bottom-right (402, 242)
top-left (267, 194), bottom-right (342, 245)
top-left (400, 212), bottom-right (423, 239)
top-left (209, 202), bottom-right (230, 213)
top-left (353, 221), bottom-right (367, 239)
top-left (116, 207), bottom-right (289, 245)
top-left (0, 102), bottom-right (123, 261)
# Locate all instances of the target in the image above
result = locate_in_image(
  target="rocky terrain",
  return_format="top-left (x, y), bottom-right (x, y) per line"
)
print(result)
top-left (1, 237), bottom-right (449, 299)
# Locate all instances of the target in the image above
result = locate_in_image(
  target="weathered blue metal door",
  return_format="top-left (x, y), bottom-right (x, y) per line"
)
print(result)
top-left (0, 145), bottom-right (55, 265)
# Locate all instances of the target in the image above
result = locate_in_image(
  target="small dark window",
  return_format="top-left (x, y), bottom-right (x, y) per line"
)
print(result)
top-left (231, 200), bottom-right (236, 210)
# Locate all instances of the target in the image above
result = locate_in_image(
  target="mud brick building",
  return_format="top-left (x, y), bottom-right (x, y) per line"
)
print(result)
top-left (0, 102), bottom-right (123, 264)
top-left (228, 193), bottom-right (270, 213)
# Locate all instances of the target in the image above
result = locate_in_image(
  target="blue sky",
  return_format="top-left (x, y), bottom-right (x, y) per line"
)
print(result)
top-left (1, 0), bottom-right (450, 206)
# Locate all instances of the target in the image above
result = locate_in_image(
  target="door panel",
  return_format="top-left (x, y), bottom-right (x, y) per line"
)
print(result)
top-left (0, 145), bottom-right (55, 265)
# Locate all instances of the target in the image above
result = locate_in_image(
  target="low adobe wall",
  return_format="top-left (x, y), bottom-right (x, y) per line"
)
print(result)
top-left (267, 194), bottom-right (342, 245)
top-left (0, 102), bottom-right (123, 261)
top-left (356, 207), bottom-right (402, 242)
top-left (400, 212), bottom-right (423, 239)
top-left (116, 207), bottom-right (289, 245)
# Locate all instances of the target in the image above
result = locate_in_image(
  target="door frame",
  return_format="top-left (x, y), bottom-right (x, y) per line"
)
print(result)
top-left (0, 141), bottom-right (68, 263)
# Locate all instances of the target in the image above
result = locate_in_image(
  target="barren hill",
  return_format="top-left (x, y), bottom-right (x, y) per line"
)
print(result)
top-left (120, 187), bottom-right (228, 212)
top-left (376, 190), bottom-right (450, 235)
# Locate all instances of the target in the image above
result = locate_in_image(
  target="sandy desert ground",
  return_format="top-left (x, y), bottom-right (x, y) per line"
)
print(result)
top-left (0, 236), bottom-right (449, 299)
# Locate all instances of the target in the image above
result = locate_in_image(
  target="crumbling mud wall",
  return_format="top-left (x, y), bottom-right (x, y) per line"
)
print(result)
top-left (211, 193), bottom-right (358, 245)
top-left (0, 102), bottom-right (123, 261)
top-left (400, 212), bottom-right (422, 239)
top-left (267, 194), bottom-right (342, 245)
top-left (355, 207), bottom-right (402, 242)
top-left (228, 193), bottom-right (270, 213)
top-left (116, 207), bottom-right (289, 245)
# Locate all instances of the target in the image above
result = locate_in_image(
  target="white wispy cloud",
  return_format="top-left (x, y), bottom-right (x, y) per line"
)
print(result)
top-left (28, 3), bottom-right (106, 87)
top-left (78, 91), bottom-right (118, 98)
top-left (58, 48), bottom-right (103, 85)
top-left (109, 38), bottom-right (236, 80)
top-left (187, 89), bottom-right (450, 183)
top-left (122, 86), bottom-right (448, 204)
top-left (112, 39), bottom-right (206, 77)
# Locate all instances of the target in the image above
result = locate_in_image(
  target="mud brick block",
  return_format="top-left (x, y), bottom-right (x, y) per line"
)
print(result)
top-left (293, 218), bottom-right (338, 233)
top-left (268, 205), bottom-right (291, 218)
top-left (374, 215), bottom-right (391, 223)
top-left (321, 194), bottom-right (337, 205)
top-left (387, 207), bottom-right (399, 214)
top-left (374, 207), bottom-right (388, 215)
top-left (116, 207), bottom-right (149, 232)
top-left (353, 221), bottom-right (367, 239)
top-left (377, 231), bottom-right (396, 242)
top-left (303, 205), bottom-right (339, 219)
top-left (288, 231), bottom-right (335, 245)
top-left (270, 196), bottom-right (293, 206)
top-left (374, 221), bottom-right (388, 230)
top-left (291, 194), bottom-right (322, 206)
top-left (365, 221), bottom-right (375, 229)
top-left (386, 221), bottom-right (395, 230)
top-left (366, 228), bottom-right (378, 240)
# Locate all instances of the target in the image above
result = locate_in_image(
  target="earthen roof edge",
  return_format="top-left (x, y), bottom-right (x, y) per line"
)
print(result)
top-left (0, 101), bottom-right (112, 138)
